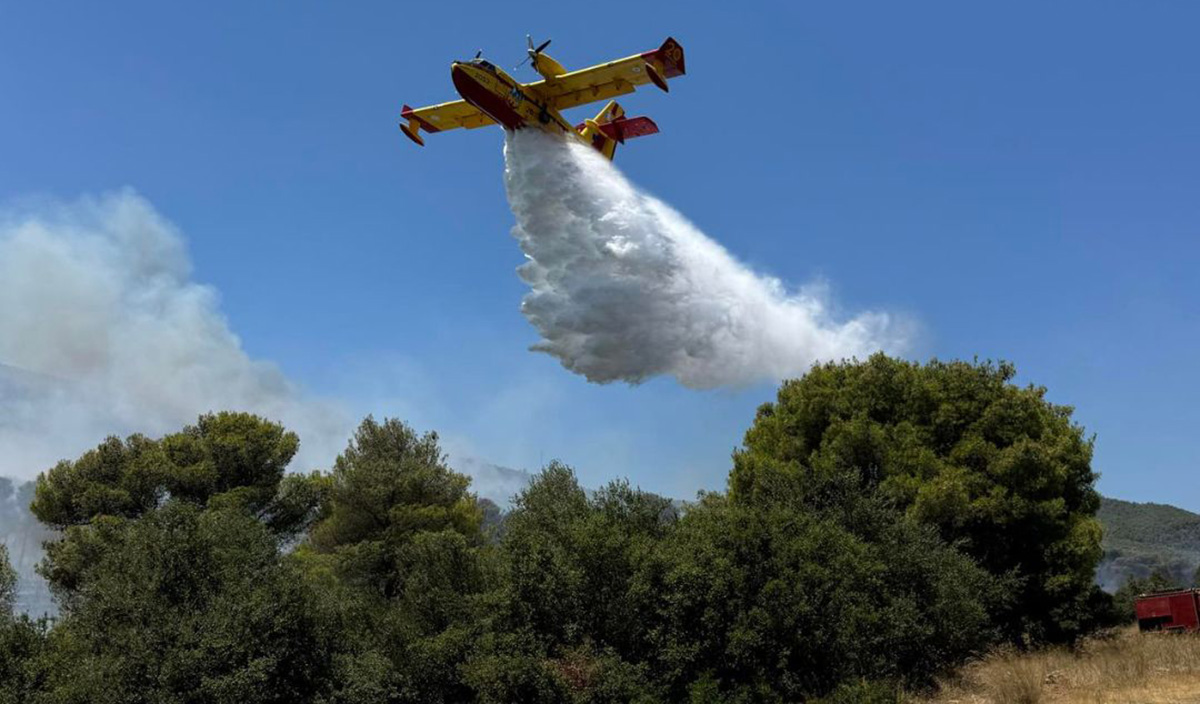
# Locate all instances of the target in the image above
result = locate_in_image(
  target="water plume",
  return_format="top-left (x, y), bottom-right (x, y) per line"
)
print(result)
top-left (503, 130), bottom-right (907, 388)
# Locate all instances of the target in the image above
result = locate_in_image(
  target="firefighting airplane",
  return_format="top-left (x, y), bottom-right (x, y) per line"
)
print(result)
top-left (399, 36), bottom-right (685, 160)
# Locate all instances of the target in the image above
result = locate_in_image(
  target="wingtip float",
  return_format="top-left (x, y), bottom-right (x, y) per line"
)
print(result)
top-left (398, 37), bottom-right (685, 161)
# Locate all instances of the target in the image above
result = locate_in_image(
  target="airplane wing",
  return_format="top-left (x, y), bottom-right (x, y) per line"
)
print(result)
top-left (530, 37), bottom-right (686, 112)
top-left (399, 100), bottom-right (495, 146)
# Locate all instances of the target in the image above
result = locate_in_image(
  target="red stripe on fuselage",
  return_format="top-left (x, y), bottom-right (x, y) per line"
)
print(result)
top-left (452, 65), bottom-right (526, 130)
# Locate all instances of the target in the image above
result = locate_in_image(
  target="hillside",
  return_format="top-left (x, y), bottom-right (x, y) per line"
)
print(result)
top-left (1097, 496), bottom-right (1200, 591)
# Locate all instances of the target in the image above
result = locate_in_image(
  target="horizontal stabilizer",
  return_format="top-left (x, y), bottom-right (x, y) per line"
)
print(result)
top-left (597, 116), bottom-right (659, 143)
top-left (575, 101), bottom-right (659, 160)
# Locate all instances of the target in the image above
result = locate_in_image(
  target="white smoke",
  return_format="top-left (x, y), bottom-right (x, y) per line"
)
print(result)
top-left (503, 130), bottom-right (908, 389)
top-left (0, 190), bottom-right (349, 480)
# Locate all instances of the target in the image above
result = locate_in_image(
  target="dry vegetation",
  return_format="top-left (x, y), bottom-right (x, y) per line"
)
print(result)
top-left (920, 627), bottom-right (1200, 704)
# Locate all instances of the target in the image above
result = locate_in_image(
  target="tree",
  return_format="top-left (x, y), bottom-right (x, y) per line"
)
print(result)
top-left (307, 416), bottom-right (481, 596)
top-left (30, 412), bottom-right (336, 704)
top-left (33, 412), bottom-right (321, 541)
top-left (470, 463), bottom-right (671, 701)
top-left (497, 463), bottom-right (674, 654)
top-left (0, 543), bottom-right (15, 615)
top-left (638, 484), bottom-right (995, 700)
top-left (38, 502), bottom-right (335, 704)
top-left (0, 544), bottom-right (45, 704)
top-left (732, 354), bottom-right (1103, 644)
top-left (303, 417), bottom-right (489, 704)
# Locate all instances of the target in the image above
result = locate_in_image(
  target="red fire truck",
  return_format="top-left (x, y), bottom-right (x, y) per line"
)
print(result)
top-left (1135, 589), bottom-right (1200, 633)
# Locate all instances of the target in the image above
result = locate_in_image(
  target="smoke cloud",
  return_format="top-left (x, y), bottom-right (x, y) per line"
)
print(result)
top-left (503, 130), bottom-right (908, 388)
top-left (0, 190), bottom-right (349, 480)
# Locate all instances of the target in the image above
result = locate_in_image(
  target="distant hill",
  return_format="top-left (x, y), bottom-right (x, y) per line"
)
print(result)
top-left (1096, 497), bottom-right (1200, 591)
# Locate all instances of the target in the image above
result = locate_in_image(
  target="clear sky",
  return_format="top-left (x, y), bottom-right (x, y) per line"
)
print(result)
top-left (2, 2), bottom-right (1197, 507)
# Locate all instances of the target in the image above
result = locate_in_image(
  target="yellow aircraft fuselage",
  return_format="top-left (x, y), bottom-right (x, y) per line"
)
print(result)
top-left (450, 60), bottom-right (576, 136)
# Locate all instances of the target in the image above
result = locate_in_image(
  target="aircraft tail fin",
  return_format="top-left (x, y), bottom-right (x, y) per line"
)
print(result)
top-left (641, 37), bottom-right (685, 92)
top-left (575, 101), bottom-right (659, 160)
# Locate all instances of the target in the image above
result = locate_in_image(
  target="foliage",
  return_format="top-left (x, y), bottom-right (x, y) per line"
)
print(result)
top-left (308, 416), bottom-right (480, 595)
top-left (0, 615), bottom-right (45, 704)
top-left (474, 464), bottom-right (671, 701)
top-left (484, 461), bottom-right (990, 700)
top-left (32, 413), bottom-right (322, 541)
top-left (29, 412), bottom-right (336, 704)
top-left (732, 354), bottom-right (1103, 644)
top-left (496, 463), bottom-right (673, 651)
top-left (38, 502), bottom-right (335, 704)
top-left (3, 354), bottom-right (1125, 699)
top-left (302, 416), bottom-right (490, 703)
top-left (0, 544), bottom-right (46, 704)
top-left (0, 544), bottom-right (16, 615)
top-left (641, 491), bottom-right (994, 700)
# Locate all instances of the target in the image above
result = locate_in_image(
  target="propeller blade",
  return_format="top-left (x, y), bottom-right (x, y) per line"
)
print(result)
top-left (535, 39), bottom-right (552, 53)
top-left (474, 50), bottom-right (482, 59)
top-left (527, 34), bottom-right (534, 50)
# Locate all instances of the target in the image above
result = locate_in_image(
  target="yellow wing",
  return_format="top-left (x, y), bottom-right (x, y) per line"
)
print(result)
top-left (400, 99), bottom-right (494, 145)
top-left (529, 37), bottom-right (685, 112)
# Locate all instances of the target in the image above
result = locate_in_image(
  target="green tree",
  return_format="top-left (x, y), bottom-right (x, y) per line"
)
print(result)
top-left (732, 354), bottom-right (1103, 644)
top-left (39, 503), bottom-right (335, 704)
top-left (307, 416), bottom-right (481, 596)
top-left (303, 417), bottom-right (489, 704)
top-left (497, 463), bottom-right (673, 653)
top-left (31, 412), bottom-right (336, 704)
top-left (33, 412), bottom-right (323, 542)
top-left (0, 544), bottom-right (46, 704)
top-left (0, 543), bottom-right (15, 615)
top-left (470, 463), bottom-right (669, 702)
top-left (639, 484), bottom-right (995, 701)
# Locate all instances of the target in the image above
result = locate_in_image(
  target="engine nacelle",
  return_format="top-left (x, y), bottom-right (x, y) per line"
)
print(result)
top-left (534, 53), bottom-right (568, 81)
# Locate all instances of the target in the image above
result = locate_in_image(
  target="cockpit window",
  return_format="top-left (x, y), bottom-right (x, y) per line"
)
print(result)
top-left (476, 60), bottom-right (495, 71)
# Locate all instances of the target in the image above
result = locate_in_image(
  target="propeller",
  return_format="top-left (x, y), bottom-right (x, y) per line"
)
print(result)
top-left (474, 50), bottom-right (482, 59)
top-left (516, 34), bottom-right (552, 70)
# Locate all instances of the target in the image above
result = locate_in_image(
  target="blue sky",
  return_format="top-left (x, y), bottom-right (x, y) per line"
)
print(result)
top-left (2, 2), bottom-right (1197, 507)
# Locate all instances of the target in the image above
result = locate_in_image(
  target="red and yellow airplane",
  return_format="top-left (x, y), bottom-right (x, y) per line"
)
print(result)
top-left (399, 36), bottom-right (685, 160)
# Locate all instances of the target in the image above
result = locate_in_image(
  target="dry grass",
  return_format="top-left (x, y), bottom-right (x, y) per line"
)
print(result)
top-left (918, 627), bottom-right (1200, 704)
